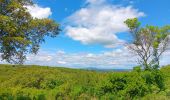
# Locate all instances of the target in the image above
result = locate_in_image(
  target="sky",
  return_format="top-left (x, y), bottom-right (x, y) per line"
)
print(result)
top-left (1, 0), bottom-right (170, 69)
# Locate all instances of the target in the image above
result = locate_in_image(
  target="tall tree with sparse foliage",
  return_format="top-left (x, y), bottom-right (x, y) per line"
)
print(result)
top-left (0, 0), bottom-right (60, 64)
top-left (125, 18), bottom-right (170, 70)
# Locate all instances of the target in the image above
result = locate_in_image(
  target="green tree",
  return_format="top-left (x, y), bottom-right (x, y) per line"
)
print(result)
top-left (0, 0), bottom-right (60, 64)
top-left (124, 18), bottom-right (170, 70)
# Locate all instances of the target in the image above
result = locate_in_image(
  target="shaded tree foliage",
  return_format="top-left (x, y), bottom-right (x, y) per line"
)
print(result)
top-left (0, 0), bottom-right (60, 64)
top-left (124, 18), bottom-right (170, 70)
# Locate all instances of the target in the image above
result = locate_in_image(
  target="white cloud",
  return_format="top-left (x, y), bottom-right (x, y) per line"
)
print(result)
top-left (160, 50), bottom-right (170, 66)
top-left (22, 48), bottom-right (137, 69)
top-left (25, 48), bottom-right (170, 69)
top-left (25, 4), bottom-right (52, 19)
top-left (0, 48), bottom-right (169, 69)
top-left (57, 61), bottom-right (67, 64)
top-left (86, 0), bottom-right (105, 5)
top-left (64, 0), bottom-right (145, 48)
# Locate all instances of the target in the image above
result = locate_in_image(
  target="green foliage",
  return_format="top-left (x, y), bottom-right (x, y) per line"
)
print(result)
top-left (124, 18), bottom-right (141, 30)
top-left (124, 18), bottom-right (170, 70)
top-left (141, 69), bottom-right (165, 92)
top-left (99, 72), bottom-right (150, 99)
top-left (98, 68), bottom-right (166, 99)
top-left (153, 70), bottom-right (165, 91)
top-left (0, 0), bottom-right (60, 64)
top-left (99, 73), bottom-right (127, 94)
top-left (0, 93), bottom-right (14, 100)
top-left (16, 93), bottom-right (31, 100)
top-left (133, 66), bottom-right (142, 72)
top-left (0, 64), bottom-right (169, 100)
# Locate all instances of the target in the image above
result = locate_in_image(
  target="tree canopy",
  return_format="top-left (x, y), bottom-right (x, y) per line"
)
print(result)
top-left (0, 0), bottom-right (60, 64)
top-left (125, 18), bottom-right (170, 70)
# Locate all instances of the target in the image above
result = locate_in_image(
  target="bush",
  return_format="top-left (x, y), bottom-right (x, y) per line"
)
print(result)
top-left (16, 93), bottom-right (31, 100)
top-left (37, 94), bottom-right (46, 100)
top-left (153, 70), bottom-right (165, 91)
top-left (0, 93), bottom-right (14, 100)
top-left (133, 66), bottom-right (142, 73)
top-left (124, 72), bottom-right (149, 98)
top-left (45, 79), bottom-right (62, 89)
top-left (99, 72), bottom-right (150, 99)
top-left (142, 69), bottom-right (165, 92)
top-left (99, 73), bottom-right (127, 95)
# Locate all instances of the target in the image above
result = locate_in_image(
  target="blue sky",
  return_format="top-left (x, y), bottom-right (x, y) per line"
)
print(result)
top-left (2, 0), bottom-right (170, 69)
top-left (36, 0), bottom-right (170, 52)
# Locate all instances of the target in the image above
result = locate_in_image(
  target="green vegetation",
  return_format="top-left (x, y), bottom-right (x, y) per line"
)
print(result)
top-left (0, 64), bottom-right (170, 100)
top-left (0, 0), bottom-right (170, 100)
top-left (0, 0), bottom-right (60, 64)
top-left (125, 18), bottom-right (170, 70)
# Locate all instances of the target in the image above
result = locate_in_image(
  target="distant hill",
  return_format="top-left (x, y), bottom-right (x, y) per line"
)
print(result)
top-left (84, 67), bottom-right (132, 72)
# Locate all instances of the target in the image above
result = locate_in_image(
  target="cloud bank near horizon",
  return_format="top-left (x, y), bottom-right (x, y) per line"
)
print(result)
top-left (1, 48), bottom-right (169, 69)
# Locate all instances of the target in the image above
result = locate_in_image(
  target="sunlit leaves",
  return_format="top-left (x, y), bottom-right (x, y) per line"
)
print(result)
top-left (0, 0), bottom-right (60, 64)
top-left (124, 18), bottom-right (141, 30)
top-left (125, 18), bottom-right (170, 69)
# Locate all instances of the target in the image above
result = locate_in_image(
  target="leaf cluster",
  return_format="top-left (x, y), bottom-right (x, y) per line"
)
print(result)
top-left (0, 0), bottom-right (60, 64)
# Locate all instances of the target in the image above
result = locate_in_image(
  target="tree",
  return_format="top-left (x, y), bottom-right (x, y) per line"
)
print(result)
top-left (0, 0), bottom-right (60, 64)
top-left (124, 18), bottom-right (170, 70)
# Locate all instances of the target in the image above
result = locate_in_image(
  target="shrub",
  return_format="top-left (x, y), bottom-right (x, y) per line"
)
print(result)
top-left (99, 73), bottom-right (127, 95)
top-left (133, 66), bottom-right (142, 73)
top-left (142, 69), bottom-right (165, 92)
top-left (0, 93), bottom-right (14, 100)
top-left (153, 70), bottom-right (165, 91)
top-left (37, 94), bottom-right (46, 100)
top-left (99, 72), bottom-right (150, 99)
top-left (124, 72), bottom-right (149, 98)
top-left (46, 80), bottom-right (57, 89)
top-left (16, 93), bottom-right (31, 100)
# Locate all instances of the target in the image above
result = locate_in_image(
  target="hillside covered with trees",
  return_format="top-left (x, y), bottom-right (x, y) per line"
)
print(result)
top-left (0, 64), bottom-right (170, 100)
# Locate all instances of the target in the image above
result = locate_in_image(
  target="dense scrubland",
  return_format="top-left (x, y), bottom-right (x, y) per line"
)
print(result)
top-left (0, 64), bottom-right (170, 100)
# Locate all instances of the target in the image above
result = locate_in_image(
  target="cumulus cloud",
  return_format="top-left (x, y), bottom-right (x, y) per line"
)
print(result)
top-left (64, 0), bottom-right (145, 48)
top-left (25, 4), bottom-right (52, 19)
